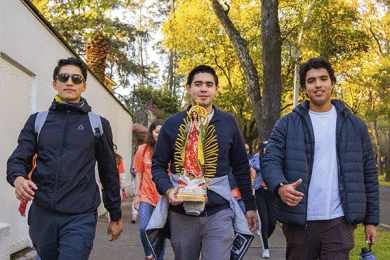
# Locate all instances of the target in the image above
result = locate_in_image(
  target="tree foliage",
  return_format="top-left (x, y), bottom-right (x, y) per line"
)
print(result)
top-left (31, 0), bottom-right (150, 89)
top-left (161, 0), bottom-right (263, 146)
top-left (160, 0), bottom-right (390, 167)
top-left (121, 85), bottom-right (182, 122)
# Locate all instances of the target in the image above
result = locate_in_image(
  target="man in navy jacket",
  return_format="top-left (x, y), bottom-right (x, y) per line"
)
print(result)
top-left (261, 57), bottom-right (379, 260)
top-left (151, 65), bottom-right (257, 260)
top-left (7, 57), bottom-right (123, 259)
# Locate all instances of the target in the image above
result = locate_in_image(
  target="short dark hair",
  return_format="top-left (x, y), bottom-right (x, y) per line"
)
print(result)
top-left (146, 119), bottom-right (164, 150)
top-left (186, 65), bottom-right (218, 86)
top-left (53, 57), bottom-right (88, 82)
top-left (299, 57), bottom-right (336, 90)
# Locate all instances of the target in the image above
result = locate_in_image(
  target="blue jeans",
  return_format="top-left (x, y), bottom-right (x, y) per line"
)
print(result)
top-left (28, 203), bottom-right (97, 260)
top-left (139, 202), bottom-right (166, 259)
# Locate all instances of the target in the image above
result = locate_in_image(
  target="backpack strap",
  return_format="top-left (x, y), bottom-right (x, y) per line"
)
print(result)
top-left (34, 111), bottom-right (103, 142)
top-left (88, 112), bottom-right (103, 139)
top-left (34, 110), bottom-right (49, 142)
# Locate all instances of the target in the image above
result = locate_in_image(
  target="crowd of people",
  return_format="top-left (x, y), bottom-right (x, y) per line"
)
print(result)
top-left (6, 56), bottom-right (379, 260)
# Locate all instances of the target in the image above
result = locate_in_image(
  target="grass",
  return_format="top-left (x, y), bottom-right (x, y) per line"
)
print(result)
top-left (350, 224), bottom-right (390, 260)
top-left (10, 247), bottom-right (32, 260)
top-left (378, 174), bottom-right (390, 187)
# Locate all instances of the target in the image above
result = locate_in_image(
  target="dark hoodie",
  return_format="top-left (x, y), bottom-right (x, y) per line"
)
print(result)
top-left (7, 98), bottom-right (121, 221)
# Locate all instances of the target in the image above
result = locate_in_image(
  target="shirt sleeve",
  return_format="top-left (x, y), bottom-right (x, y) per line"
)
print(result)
top-left (151, 121), bottom-right (174, 195)
top-left (133, 145), bottom-right (146, 174)
top-left (117, 159), bottom-right (125, 174)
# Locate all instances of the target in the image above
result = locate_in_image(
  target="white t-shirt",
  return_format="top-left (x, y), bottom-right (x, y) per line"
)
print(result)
top-left (307, 105), bottom-right (344, 220)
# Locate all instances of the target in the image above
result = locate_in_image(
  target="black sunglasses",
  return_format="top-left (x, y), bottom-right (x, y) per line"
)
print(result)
top-left (56, 73), bottom-right (85, 84)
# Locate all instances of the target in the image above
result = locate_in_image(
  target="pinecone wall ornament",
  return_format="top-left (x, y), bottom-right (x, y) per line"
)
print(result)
top-left (86, 30), bottom-right (109, 83)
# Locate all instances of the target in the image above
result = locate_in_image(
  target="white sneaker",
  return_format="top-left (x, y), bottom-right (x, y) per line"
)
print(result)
top-left (262, 249), bottom-right (270, 258)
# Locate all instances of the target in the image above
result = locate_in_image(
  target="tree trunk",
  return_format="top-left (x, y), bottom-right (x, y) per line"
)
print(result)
top-left (260, 0), bottom-right (282, 140)
top-left (377, 148), bottom-right (383, 175)
top-left (386, 117), bottom-right (390, 182)
top-left (372, 119), bottom-right (383, 175)
top-left (86, 30), bottom-right (108, 84)
top-left (293, 0), bottom-right (316, 107)
top-left (210, 0), bottom-right (282, 141)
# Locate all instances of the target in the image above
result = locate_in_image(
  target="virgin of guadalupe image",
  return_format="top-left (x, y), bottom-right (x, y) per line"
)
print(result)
top-left (176, 102), bottom-right (209, 214)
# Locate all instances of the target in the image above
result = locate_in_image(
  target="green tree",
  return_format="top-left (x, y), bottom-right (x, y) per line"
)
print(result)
top-left (32, 0), bottom-right (150, 90)
top-left (161, 0), bottom-right (264, 145)
top-left (121, 85), bottom-right (182, 122)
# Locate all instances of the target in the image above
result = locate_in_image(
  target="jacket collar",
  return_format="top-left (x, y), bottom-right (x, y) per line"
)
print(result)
top-left (49, 97), bottom-right (92, 113)
top-left (294, 99), bottom-right (350, 118)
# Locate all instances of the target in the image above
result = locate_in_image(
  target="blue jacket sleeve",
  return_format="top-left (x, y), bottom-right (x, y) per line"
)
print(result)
top-left (96, 118), bottom-right (122, 221)
top-left (261, 117), bottom-right (289, 196)
top-left (251, 154), bottom-right (263, 190)
top-left (228, 117), bottom-right (256, 212)
top-left (7, 114), bottom-right (38, 186)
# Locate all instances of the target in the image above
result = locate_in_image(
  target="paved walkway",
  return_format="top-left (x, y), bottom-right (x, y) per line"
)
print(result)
top-left (89, 200), bottom-right (286, 260)
top-left (379, 186), bottom-right (390, 229)
top-left (17, 185), bottom-right (390, 260)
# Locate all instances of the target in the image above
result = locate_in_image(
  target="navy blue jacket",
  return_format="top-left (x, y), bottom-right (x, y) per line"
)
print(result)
top-left (261, 100), bottom-right (379, 226)
top-left (7, 99), bottom-right (121, 221)
top-left (152, 106), bottom-right (256, 212)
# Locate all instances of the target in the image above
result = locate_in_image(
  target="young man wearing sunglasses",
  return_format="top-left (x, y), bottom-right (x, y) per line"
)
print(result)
top-left (7, 57), bottom-right (123, 259)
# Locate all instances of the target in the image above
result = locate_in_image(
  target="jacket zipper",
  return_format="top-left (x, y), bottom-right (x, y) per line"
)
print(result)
top-left (304, 111), bottom-right (315, 226)
top-left (51, 110), bottom-right (70, 208)
top-left (335, 114), bottom-right (345, 215)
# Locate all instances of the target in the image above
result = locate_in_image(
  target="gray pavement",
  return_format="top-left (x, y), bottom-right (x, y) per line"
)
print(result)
top-left (16, 185), bottom-right (390, 259)
top-left (379, 186), bottom-right (390, 230)
top-left (89, 199), bottom-right (286, 259)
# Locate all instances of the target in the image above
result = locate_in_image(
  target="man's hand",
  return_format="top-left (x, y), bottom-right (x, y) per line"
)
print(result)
top-left (107, 220), bottom-right (123, 241)
top-left (14, 176), bottom-right (38, 202)
top-left (365, 224), bottom-right (377, 245)
top-left (167, 185), bottom-right (185, 206)
top-left (246, 210), bottom-right (258, 232)
top-left (134, 195), bottom-right (140, 211)
top-left (278, 179), bottom-right (304, 207)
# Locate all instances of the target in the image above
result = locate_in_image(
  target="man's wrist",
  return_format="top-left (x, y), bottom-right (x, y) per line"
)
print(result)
top-left (13, 176), bottom-right (26, 187)
top-left (165, 188), bottom-right (173, 198)
top-left (276, 182), bottom-right (287, 196)
top-left (277, 182), bottom-right (287, 190)
top-left (110, 219), bottom-right (122, 225)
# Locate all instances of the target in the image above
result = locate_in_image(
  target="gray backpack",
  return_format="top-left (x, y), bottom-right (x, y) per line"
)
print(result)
top-left (34, 110), bottom-right (103, 142)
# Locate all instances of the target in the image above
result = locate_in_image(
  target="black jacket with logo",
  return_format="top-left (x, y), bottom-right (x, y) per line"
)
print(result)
top-left (7, 99), bottom-right (121, 221)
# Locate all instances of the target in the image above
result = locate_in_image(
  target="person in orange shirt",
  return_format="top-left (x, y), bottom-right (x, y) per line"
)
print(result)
top-left (133, 120), bottom-right (166, 260)
top-left (113, 144), bottom-right (126, 202)
top-left (102, 144), bottom-right (126, 221)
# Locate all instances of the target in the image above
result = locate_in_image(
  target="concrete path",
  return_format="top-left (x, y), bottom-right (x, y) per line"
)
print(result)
top-left (89, 200), bottom-right (286, 259)
top-left (17, 185), bottom-right (390, 260)
top-left (379, 186), bottom-right (390, 229)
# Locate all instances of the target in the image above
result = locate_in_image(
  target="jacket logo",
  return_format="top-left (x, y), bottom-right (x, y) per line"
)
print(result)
top-left (77, 124), bottom-right (84, 131)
